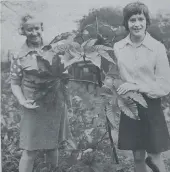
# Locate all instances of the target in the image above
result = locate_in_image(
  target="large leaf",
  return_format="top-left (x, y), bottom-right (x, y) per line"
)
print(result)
top-left (100, 85), bottom-right (113, 96)
top-left (85, 52), bottom-right (101, 68)
top-left (123, 91), bottom-right (148, 108)
top-left (106, 104), bottom-right (116, 128)
top-left (62, 50), bottom-right (82, 67)
top-left (117, 98), bottom-right (139, 120)
top-left (95, 45), bottom-right (113, 51)
top-left (82, 38), bottom-right (97, 49)
top-left (98, 50), bottom-right (115, 64)
top-left (36, 55), bottom-right (52, 75)
top-left (51, 41), bottom-right (81, 53)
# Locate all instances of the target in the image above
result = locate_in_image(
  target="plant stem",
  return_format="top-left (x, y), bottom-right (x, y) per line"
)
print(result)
top-left (106, 114), bottom-right (119, 164)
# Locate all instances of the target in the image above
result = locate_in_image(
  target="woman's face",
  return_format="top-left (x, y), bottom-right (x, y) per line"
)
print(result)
top-left (128, 13), bottom-right (147, 39)
top-left (23, 22), bottom-right (43, 44)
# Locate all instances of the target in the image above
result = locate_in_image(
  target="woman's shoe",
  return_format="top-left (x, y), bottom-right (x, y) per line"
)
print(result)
top-left (145, 156), bottom-right (160, 172)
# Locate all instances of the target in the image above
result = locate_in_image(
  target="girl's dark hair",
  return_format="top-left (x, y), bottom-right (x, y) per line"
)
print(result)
top-left (19, 14), bottom-right (43, 35)
top-left (123, 2), bottom-right (151, 31)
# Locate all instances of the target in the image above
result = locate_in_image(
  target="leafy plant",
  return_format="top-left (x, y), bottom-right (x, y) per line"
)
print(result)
top-left (96, 68), bottom-right (148, 127)
top-left (51, 33), bottom-right (148, 122)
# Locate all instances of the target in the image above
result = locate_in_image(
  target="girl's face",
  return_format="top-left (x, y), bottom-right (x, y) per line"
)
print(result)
top-left (128, 13), bottom-right (147, 39)
top-left (23, 22), bottom-right (43, 44)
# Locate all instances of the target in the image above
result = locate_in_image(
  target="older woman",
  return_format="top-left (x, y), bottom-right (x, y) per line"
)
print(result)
top-left (10, 14), bottom-right (71, 172)
top-left (107, 2), bottom-right (170, 172)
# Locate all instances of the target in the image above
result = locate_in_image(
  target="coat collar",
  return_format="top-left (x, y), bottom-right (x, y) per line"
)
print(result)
top-left (119, 32), bottom-right (155, 51)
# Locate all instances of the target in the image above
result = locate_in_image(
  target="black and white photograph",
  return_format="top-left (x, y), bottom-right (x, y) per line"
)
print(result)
top-left (1, 0), bottom-right (170, 172)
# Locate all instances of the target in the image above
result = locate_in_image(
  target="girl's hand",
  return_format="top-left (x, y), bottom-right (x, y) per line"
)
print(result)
top-left (117, 82), bottom-right (139, 95)
top-left (20, 99), bottom-right (39, 109)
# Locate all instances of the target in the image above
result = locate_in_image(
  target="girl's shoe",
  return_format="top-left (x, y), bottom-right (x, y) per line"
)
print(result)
top-left (145, 156), bottom-right (160, 172)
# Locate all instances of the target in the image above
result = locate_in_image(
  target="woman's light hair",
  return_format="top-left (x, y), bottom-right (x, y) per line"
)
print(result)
top-left (123, 2), bottom-right (151, 31)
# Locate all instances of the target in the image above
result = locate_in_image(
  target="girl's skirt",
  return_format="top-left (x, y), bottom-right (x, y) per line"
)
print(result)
top-left (118, 95), bottom-right (170, 153)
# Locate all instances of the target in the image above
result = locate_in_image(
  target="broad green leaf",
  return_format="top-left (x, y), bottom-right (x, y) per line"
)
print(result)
top-left (63, 51), bottom-right (82, 68)
top-left (86, 39), bottom-right (97, 47)
top-left (103, 76), bottom-right (115, 89)
top-left (123, 91), bottom-right (148, 108)
top-left (36, 56), bottom-right (52, 74)
top-left (100, 86), bottom-right (113, 96)
top-left (106, 104), bottom-right (116, 128)
top-left (39, 50), bottom-right (55, 65)
top-left (98, 50), bottom-right (115, 64)
top-left (95, 45), bottom-right (114, 51)
top-left (82, 38), bottom-right (97, 49)
top-left (85, 52), bottom-right (101, 68)
top-left (69, 49), bottom-right (82, 59)
top-left (51, 41), bottom-right (81, 53)
top-left (117, 98), bottom-right (139, 120)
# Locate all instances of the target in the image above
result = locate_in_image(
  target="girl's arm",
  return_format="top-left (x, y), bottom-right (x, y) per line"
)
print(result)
top-left (139, 44), bottom-right (170, 98)
top-left (10, 58), bottom-right (38, 109)
top-left (11, 84), bottom-right (26, 105)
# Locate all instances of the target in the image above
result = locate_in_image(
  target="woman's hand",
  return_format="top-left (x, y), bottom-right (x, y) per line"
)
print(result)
top-left (117, 82), bottom-right (139, 95)
top-left (20, 99), bottom-right (39, 109)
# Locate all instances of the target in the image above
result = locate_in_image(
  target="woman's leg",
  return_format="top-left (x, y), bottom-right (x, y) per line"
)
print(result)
top-left (19, 150), bottom-right (37, 172)
top-left (133, 150), bottom-right (148, 172)
top-left (147, 153), bottom-right (167, 172)
top-left (46, 149), bottom-right (59, 167)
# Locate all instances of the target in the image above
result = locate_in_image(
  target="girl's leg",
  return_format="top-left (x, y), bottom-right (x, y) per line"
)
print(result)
top-left (133, 150), bottom-right (148, 172)
top-left (46, 148), bottom-right (59, 167)
top-left (147, 153), bottom-right (167, 172)
top-left (19, 150), bottom-right (37, 172)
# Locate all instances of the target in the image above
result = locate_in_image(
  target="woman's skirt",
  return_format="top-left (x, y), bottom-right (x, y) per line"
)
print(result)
top-left (118, 95), bottom-right (170, 153)
top-left (19, 86), bottom-right (71, 151)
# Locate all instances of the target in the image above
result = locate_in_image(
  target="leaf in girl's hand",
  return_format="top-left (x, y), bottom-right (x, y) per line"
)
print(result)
top-left (123, 91), bottom-right (148, 108)
top-left (100, 85), bottom-right (113, 96)
top-left (117, 98), bottom-right (139, 120)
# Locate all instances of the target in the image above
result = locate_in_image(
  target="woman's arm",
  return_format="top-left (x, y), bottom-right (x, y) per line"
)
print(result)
top-left (139, 44), bottom-right (170, 98)
top-left (10, 58), bottom-right (38, 109)
top-left (11, 84), bottom-right (38, 109)
top-left (11, 84), bottom-right (26, 105)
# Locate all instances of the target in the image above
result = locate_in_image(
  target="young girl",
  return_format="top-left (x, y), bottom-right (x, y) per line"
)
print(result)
top-left (10, 14), bottom-right (71, 172)
top-left (109, 2), bottom-right (170, 172)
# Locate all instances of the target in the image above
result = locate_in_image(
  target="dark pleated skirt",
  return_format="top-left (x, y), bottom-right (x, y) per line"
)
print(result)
top-left (118, 95), bottom-right (170, 153)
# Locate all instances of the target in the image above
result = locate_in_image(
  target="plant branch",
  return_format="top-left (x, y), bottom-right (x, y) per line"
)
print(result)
top-left (106, 114), bottom-right (119, 164)
top-left (96, 15), bottom-right (99, 34)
